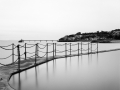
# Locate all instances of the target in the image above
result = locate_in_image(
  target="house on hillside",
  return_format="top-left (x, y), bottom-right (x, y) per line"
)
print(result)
top-left (111, 29), bottom-right (120, 39)
top-left (112, 29), bottom-right (120, 35)
top-left (75, 34), bottom-right (82, 40)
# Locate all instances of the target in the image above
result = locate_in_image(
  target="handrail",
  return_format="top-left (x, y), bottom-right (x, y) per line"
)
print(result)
top-left (0, 54), bottom-right (12, 60)
top-left (37, 53), bottom-right (47, 58)
top-left (0, 46), bottom-right (17, 50)
top-left (56, 43), bottom-right (65, 46)
top-left (0, 42), bottom-right (99, 67)
top-left (71, 43), bottom-right (78, 46)
top-left (38, 50), bottom-right (46, 53)
top-left (26, 52), bottom-right (35, 55)
top-left (0, 44), bottom-right (12, 47)
top-left (26, 44), bottom-right (36, 48)
top-left (37, 45), bottom-right (46, 49)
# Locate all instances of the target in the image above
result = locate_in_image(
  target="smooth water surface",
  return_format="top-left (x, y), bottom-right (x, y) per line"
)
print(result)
top-left (9, 50), bottom-right (120, 90)
top-left (0, 40), bottom-right (120, 65)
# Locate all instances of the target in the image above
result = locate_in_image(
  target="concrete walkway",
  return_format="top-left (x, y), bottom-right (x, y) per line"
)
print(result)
top-left (0, 48), bottom-right (120, 90)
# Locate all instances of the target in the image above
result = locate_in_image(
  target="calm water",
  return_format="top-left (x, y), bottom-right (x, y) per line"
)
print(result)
top-left (0, 40), bottom-right (120, 65)
top-left (0, 40), bottom-right (120, 90)
top-left (9, 50), bottom-right (120, 90)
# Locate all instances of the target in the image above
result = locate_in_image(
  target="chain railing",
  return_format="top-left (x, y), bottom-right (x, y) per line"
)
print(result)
top-left (0, 42), bottom-right (99, 72)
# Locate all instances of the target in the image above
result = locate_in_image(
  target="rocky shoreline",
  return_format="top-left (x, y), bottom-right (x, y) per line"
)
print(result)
top-left (58, 29), bottom-right (120, 42)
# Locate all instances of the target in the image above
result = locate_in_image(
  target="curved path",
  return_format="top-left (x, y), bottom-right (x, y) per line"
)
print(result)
top-left (0, 48), bottom-right (120, 90)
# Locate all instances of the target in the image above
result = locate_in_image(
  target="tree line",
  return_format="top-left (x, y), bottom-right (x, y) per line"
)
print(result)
top-left (58, 29), bottom-right (120, 42)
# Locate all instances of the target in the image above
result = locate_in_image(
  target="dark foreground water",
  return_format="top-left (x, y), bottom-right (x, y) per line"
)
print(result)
top-left (9, 50), bottom-right (120, 90)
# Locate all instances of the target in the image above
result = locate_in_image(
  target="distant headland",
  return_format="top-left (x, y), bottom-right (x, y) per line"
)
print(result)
top-left (58, 29), bottom-right (120, 43)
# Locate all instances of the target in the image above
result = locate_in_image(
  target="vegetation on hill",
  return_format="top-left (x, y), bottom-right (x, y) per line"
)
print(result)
top-left (58, 29), bottom-right (120, 42)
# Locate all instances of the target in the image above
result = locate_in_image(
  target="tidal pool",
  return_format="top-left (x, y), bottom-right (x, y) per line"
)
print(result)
top-left (9, 50), bottom-right (120, 90)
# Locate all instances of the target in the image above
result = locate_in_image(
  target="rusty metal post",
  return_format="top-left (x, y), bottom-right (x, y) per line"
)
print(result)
top-left (46, 43), bottom-right (48, 61)
top-left (35, 44), bottom-right (37, 65)
top-left (17, 45), bottom-right (21, 72)
top-left (78, 43), bottom-right (79, 56)
top-left (12, 43), bottom-right (14, 63)
top-left (91, 43), bottom-right (92, 53)
top-left (55, 43), bottom-right (56, 56)
top-left (97, 42), bottom-right (98, 53)
top-left (65, 43), bottom-right (67, 57)
top-left (53, 43), bottom-right (54, 59)
top-left (36, 43), bottom-right (39, 57)
top-left (81, 42), bottom-right (82, 55)
top-left (70, 43), bottom-right (71, 56)
top-left (25, 43), bottom-right (27, 60)
top-left (88, 42), bottom-right (89, 54)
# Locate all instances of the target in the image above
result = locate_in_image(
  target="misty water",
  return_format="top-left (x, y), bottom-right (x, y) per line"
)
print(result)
top-left (9, 50), bottom-right (120, 90)
top-left (0, 40), bottom-right (120, 65)
top-left (0, 41), bottom-right (120, 90)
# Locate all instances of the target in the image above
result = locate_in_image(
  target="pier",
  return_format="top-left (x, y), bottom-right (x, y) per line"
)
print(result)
top-left (18, 39), bottom-right (58, 43)
top-left (0, 42), bottom-right (120, 90)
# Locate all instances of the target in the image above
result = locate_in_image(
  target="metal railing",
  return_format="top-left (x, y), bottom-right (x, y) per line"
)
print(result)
top-left (0, 42), bottom-right (99, 72)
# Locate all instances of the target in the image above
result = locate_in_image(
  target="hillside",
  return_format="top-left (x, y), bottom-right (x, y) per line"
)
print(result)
top-left (58, 29), bottom-right (120, 42)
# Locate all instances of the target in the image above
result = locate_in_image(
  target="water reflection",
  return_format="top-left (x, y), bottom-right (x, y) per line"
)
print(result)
top-left (88, 54), bottom-right (90, 65)
top-left (18, 73), bottom-right (21, 90)
top-left (46, 62), bottom-right (49, 80)
top-left (81, 55), bottom-right (82, 65)
top-left (25, 71), bottom-right (27, 80)
top-left (54, 58), bottom-right (56, 75)
top-left (97, 53), bottom-right (99, 65)
top-left (53, 58), bottom-right (57, 75)
top-left (12, 75), bottom-right (15, 86)
top-left (37, 67), bottom-right (39, 73)
top-left (9, 50), bottom-right (120, 90)
top-left (35, 67), bottom-right (38, 88)
top-left (65, 57), bottom-right (67, 72)
top-left (52, 60), bottom-right (54, 73)
top-left (90, 53), bottom-right (92, 64)
top-left (70, 57), bottom-right (71, 69)
top-left (77, 56), bottom-right (79, 69)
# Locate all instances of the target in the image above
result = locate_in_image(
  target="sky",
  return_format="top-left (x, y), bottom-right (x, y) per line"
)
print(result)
top-left (0, 0), bottom-right (120, 40)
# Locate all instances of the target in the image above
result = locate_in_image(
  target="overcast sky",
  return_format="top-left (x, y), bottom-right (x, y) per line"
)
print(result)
top-left (0, 0), bottom-right (120, 40)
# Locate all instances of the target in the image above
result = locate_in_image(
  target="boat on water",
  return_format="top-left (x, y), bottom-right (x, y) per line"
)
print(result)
top-left (18, 39), bottom-right (24, 43)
